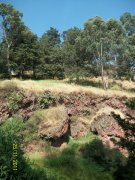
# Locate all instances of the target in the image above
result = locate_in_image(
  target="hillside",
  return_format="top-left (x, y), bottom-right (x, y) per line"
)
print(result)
top-left (0, 79), bottom-right (135, 180)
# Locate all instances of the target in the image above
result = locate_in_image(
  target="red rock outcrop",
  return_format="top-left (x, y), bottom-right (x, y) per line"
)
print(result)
top-left (38, 106), bottom-right (68, 139)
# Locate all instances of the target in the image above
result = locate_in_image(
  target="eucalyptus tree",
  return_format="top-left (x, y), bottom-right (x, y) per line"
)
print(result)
top-left (0, 3), bottom-right (25, 78)
top-left (120, 12), bottom-right (135, 36)
top-left (118, 12), bottom-right (135, 80)
top-left (83, 17), bottom-right (109, 89)
top-left (106, 19), bottom-right (125, 78)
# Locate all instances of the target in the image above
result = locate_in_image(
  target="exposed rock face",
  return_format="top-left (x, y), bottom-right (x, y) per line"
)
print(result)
top-left (38, 106), bottom-right (68, 139)
top-left (18, 93), bottom-right (36, 120)
top-left (70, 117), bottom-right (90, 138)
top-left (0, 88), bottom-right (134, 152)
top-left (90, 107), bottom-right (125, 148)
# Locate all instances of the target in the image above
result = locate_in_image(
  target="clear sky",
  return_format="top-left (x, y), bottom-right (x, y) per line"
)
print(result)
top-left (1, 0), bottom-right (135, 37)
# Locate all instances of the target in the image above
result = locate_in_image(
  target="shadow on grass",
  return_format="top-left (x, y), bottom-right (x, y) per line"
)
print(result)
top-left (67, 79), bottom-right (102, 88)
top-left (43, 138), bottom-right (126, 180)
top-left (128, 88), bottom-right (135, 93)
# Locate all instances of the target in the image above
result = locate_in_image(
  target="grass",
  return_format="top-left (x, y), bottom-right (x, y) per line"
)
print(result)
top-left (0, 78), bottom-right (133, 179)
top-left (25, 133), bottom-right (114, 180)
top-left (0, 78), bottom-right (135, 98)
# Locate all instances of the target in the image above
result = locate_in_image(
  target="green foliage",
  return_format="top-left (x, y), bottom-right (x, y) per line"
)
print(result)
top-left (35, 64), bottom-right (65, 80)
top-left (0, 116), bottom-right (23, 179)
top-left (82, 139), bottom-right (126, 173)
top-left (44, 145), bottom-right (113, 180)
top-left (58, 94), bottom-right (65, 104)
top-left (38, 93), bottom-right (56, 109)
top-left (81, 108), bottom-right (91, 116)
top-left (0, 2), bottom-right (135, 81)
top-left (126, 98), bottom-right (135, 109)
top-left (7, 92), bottom-right (24, 113)
top-left (14, 31), bottom-right (40, 79)
top-left (112, 114), bottom-right (135, 180)
top-left (0, 116), bottom-right (47, 179)
top-left (24, 111), bottom-right (44, 143)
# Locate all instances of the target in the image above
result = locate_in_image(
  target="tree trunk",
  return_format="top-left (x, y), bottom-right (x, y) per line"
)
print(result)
top-left (6, 44), bottom-right (11, 79)
top-left (100, 42), bottom-right (106, 90)
top-left (33, 64), bottom-right (36, 79)
top-left (101, 63), bottom-right (106, 90)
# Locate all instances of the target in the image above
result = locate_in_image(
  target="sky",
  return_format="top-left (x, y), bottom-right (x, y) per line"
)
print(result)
top-left (1, 0), bottom-right (135, 37)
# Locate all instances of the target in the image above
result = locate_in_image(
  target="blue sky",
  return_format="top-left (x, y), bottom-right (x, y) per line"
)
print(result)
top-left (1, 0), bottom-right (135, 37)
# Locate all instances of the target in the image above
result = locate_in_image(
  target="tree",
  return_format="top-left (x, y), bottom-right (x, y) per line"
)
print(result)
top-left (116, 12), bottom-right (135, 80)
top-left (37, 27), bottom-right (64, 79)
top-left (0, 3), bottom-right (24, 78)
top-left (14, 29), bottom-right (40, 79)
top-left (62, 27), bottom-right (85, 81)
top-left (120, 12), bottom-right (135, 36)
top-left (83, 17), bottom-right (109, 89)
top-left (106, 19), bottom-right (125, 79)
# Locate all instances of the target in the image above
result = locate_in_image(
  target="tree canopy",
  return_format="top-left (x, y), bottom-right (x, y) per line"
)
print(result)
top-left (0, 3), bottom-right (135, 83)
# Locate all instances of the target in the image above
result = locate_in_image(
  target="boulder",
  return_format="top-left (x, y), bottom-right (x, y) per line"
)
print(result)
top-left (70, 116), bottom-right (91, 138)
top-left (90, 106), bottom-right (125, 148)
top-left (38, 106), bottom-right (68, 139)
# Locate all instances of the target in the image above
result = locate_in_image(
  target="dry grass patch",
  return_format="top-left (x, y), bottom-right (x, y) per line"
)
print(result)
top-left (0, 79), bottom-right (135, 98)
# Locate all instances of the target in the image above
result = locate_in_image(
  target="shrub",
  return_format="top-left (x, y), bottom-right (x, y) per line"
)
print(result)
top-left (0, 116), bottom-right (47, 179)
top-left (38, 93), bottom-right (56, 109)
top-left (0, 116), bottom-right (24, 179)
top-left (126, 98), bottom-right (135, 109)
top-left (7, 92), bottom-right (24, 113)
top-left (24, 111), bottom-right (44, 143)
top-left (58, 94), bottom-right (65, 104)
top-left (35, 64), bottom-right (65, 80)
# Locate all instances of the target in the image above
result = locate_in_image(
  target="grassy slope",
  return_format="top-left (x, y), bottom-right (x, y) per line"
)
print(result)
top-left (0, 78), bottom-right (135, 97)
top-left (26, 134), bottom-right (113, 180)
top-left (0, 78), bottom-right (134, 179)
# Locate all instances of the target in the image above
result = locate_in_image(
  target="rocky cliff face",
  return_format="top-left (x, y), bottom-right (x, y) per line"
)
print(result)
top-left (0, 90), bottom-right (134, 151)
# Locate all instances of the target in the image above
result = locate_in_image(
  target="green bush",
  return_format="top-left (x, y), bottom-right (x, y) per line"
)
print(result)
top-left (24, 111), bottom-right (44, 143)
top-left (38, 93), bottom-right (56, 109)
top-left (7, 92), bottom-right (24, 113)
top-left (0, 116), bottom-right (47, 180)
top-left (58, 94), bottom-right (65, 104)
top-left (126, 98), bottom-right (135, 109)
top-left (35, 64), bottom-right (65, 80)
